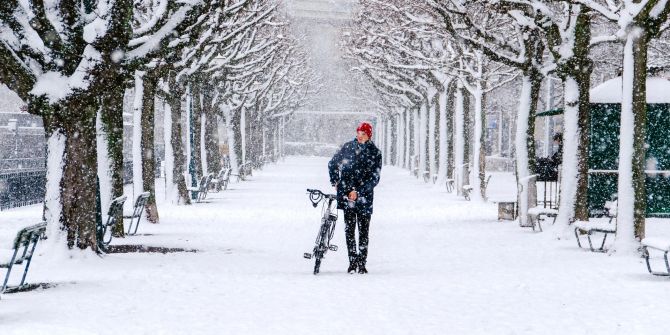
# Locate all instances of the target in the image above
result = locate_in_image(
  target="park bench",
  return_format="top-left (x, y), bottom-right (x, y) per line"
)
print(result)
top-left (125, 192), bottom-right (150, 235)
top-left (1, 222), bottom-right (47, 293)
top-left (462, 185), bottom-right (473, 201)
top-left (573, 200), bottom-right (617, 252)
top-left (97, 195), bottom-right (127, 249)
top-left (461, 175), bottom-right (491, 201)
top-left (641, 237), bottom-right (670, 276)
top-left (527, 207), bottom-right (558, 232)
top-left (187, 174), bottom-right (212, 203)
top-left (252, 156), bottom-right (266, 170)
top-left (445, 179), bottom-right (454, 193)
top-left (210, 168), bottom-right (232, 192)
top-left (233, 163), bottom-right (253, 182)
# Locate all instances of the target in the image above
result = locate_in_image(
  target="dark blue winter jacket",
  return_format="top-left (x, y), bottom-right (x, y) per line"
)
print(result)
top-left (328, 139), bottom-right (382, 214)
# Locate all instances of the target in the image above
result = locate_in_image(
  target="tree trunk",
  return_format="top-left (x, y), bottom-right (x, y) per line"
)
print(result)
top-left (223, 105), bottom-right (241, 174)
top-left (61, 103), bottom-right (100, 250)
top-left (240, 107), bottom-right (247, 165)
top-left (404, 109), bottom-right (411, 169)
top-left (132, 72), bottom-right (144, 203)
top-left (418, 99), bottom-right (429, 181)
top-left (386, 115), bottom-right (393, 165)
top-left (191, 81), bottom-right (203, 179)
top-left (413, 107), bottom-right (420, 177)
top-left (437, 83), bottom-right (451, 185)
top-left (554, 10), bottom-right (592, 230)
top-left (428, 91), bottom-right (438, 182)
top-left (515, 74), bottom-right (541, 226)
top-left (203, 89), bottom-right (221, 175)
top-left (615, 29), bottom-right (648, 253)
top-left (454, 83), bottom-right (466, 196)
top-left (167, 79), bottom-right (191, 205)
top-left (141, 73), bottom-right (159, 223)
top-left (99, 83), bottom-right (125, 237)
top-left (471, 83), bottom-right (486, 201)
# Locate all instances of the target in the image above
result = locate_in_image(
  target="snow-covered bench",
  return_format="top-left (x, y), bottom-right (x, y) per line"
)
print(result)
top-left (97, 195), bottom-right (127, 250)
top-left (233, 163), bottom-right (253, 182)
top-left (574, 200), bottom-right (617, 252)
top-left (1, 222), bottom-right (47, 294)
top-left (210, 168), bottom-right (232, 192)
top-left (527, 207), bottom-right (559, 232)
top-left (461, 176), bottom-right (491, 201)
top-left (462, 185), bottom-right (473, 201)
top-left (125, 192), bottom-right (150, 235)
top-left (641, 237), bottom-right (670, 276)
top-left (187, 174), bottom-right (213, 203)
top-left (445, 179), bottom-right (454, 193)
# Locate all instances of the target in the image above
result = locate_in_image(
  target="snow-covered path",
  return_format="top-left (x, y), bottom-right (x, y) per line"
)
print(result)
top-left (2, 156), bottom-right (670, 334)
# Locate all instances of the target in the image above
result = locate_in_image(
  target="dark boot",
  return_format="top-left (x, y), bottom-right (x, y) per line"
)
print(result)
top-left (347, 256), bottom-right (358, 274)
top-left (357, 262), bottom-right (367, 274)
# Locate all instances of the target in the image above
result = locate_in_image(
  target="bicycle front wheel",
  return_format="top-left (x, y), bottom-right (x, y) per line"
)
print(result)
top-left (313, 222), bottom-right (329, 275)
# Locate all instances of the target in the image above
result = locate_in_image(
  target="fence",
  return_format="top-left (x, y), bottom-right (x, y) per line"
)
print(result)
top-left (0, 168), bottom-right (46, 210)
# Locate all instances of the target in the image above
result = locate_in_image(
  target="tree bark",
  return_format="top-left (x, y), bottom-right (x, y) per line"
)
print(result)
top-left (203, 87), bottom-right (221, 174)
top-left (167, 78), bottom-right (191, 205)
top-left (99, 83), bottom-right (126, 237)
top-left (617, 29), bottom-right (648, 248)
top-left (515, 73), bottom-right (541, 226)
top-left (141, 73), bottom-right (159, 223)
top-left (60, 102), bottom-right (99, 250)
top-left (191, 80), bottom-right (203, 179)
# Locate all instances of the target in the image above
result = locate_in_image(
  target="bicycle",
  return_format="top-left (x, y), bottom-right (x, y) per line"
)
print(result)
top-left (303, 189), bottom-right (339, 275)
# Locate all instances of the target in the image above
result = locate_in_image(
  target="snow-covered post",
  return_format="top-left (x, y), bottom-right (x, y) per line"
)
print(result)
top-left (240, 107), bottom-right (247, 165)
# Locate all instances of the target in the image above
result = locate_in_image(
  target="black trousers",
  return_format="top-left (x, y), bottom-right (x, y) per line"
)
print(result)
top-left (344, 209), bottom-right (372, 265)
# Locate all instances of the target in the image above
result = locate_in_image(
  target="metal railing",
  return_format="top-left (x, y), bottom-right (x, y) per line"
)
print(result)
top-left (0, 169), bottom-right (46, 210)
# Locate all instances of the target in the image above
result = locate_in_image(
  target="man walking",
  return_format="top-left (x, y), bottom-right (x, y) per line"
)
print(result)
top-left (328, 122), bottom-right (382, 274)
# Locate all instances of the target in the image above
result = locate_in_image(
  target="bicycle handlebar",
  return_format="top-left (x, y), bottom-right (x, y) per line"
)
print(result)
top-left (306, 188), bottom-right (337, 208)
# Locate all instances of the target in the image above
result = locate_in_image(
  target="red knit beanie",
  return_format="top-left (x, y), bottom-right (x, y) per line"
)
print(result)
top-left (356, 122), bottom-right (373, 138)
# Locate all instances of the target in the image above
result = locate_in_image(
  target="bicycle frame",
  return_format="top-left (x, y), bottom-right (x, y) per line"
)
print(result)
top-left (315, 197), bottom-right (337, 249)
top-left (304, 189), bottom-right (339, 274)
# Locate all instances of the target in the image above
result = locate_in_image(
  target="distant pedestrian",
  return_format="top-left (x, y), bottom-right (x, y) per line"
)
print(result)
top-left (328, 122), bottom-right (382, 274)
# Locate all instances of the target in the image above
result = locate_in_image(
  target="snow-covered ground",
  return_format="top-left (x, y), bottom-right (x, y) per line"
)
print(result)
top-left (1, 156), bottom-right (670, 334)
